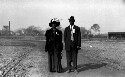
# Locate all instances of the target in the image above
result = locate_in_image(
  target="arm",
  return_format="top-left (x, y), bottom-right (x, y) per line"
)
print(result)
top-left (59, 31), bottom-right (63, 51)
top-left (60, 31), bottom-right (62, 42)
top-left (64, 28), bottom-right (67, 43)
top-left (45, 31), bottom-right (49, 52)
top-left (55, 30), bottom-right (63, 51)
top-left (77, 27), bottom-right (81, 47)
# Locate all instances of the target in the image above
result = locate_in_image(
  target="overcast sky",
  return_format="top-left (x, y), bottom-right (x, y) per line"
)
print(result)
top-left (0, 0), bottom-right (125, 33)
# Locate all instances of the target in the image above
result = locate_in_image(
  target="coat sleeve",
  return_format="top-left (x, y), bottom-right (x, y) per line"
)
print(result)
top-left (45, 30), bottom-right (49, 51)
top-left (77, 27), bottom-right (81, 47)
top-left (60, 31), bottom-right (62, 42)
top-left (64, 28), bottom-right (67, 43)
top-left (59, 31), bottom-right (63, 51)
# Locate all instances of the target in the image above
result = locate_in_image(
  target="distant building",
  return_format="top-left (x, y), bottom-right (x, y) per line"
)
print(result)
top-left (1, 25), bottom-right (9, 36)
top-left (2, 26), bottom-right (9, 31)
top-left (108, 32), bottom-right (125, 39)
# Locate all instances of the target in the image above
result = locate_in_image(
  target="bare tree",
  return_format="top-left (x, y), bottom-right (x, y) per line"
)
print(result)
top-left (21, 25), bottom-right (44, 36)
top-left (15, 28), bottom-right (25, 36)
top-left (90, 24), bottom-right (100, 35)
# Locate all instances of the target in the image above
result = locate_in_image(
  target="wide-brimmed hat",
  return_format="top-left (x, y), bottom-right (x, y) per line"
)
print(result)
top-left (49, 18), bottom-right (60, 27)
top-left (68, 16), bottom-right (75, 22)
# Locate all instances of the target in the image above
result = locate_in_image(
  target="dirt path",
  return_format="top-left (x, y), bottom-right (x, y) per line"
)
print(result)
top-left (24, 48), bottom-right (125, 77)
top-left (22, 48), bottom-right (49, 77)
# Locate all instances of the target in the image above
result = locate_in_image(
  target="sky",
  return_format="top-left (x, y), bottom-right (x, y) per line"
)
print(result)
top-left (0, 0), bottom-right (125, 33)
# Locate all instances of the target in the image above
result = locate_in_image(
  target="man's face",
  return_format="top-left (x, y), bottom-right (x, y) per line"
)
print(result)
top-left (69, 21), bottom-right (74, 26)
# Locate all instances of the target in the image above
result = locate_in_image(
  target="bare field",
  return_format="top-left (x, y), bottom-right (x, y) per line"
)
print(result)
top-left (1, 39), bottom-right (125, 77)
top-left (0, 46), bottom-right (30, 66)
top-left (0, 39), bottom-right (48, 77)
top-left (82, 41), bottom-right (125, 70)
top-left (0, 39), bottom-right (36, 47)
top-left (32, 39), bottom-right (125, 70)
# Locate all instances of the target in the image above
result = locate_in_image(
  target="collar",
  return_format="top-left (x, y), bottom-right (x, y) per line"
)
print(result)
top-left (70, 25), bottom-right (74, 29)
top-left (51, 28), bottom-right (57, 31)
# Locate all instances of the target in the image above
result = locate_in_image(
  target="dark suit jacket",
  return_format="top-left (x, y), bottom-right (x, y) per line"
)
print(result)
top-left (64, 25), bottom-right (81, 51)
top-left (45, 28), bottom-right (63, 52)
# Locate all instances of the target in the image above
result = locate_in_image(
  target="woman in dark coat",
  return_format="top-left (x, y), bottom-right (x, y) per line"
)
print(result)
top-left (45, 18), bottom-right (63, 73)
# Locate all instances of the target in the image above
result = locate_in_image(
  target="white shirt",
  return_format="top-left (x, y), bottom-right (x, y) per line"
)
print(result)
top-left (70, 25), bottom-right (74, 30)
top-left (70, 25), bottom-right (75, 41)
top-left (70, 25), bottom-right (75, 33)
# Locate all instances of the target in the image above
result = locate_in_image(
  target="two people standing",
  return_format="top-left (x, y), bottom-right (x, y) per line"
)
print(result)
top-left (45, 16), bottom-right (81, 73)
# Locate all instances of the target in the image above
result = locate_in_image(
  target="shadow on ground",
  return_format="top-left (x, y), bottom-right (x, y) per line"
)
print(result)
top-left (62, 63), bottom-right (107, 73)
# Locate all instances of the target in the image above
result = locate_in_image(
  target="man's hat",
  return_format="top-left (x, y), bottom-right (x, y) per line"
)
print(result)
top-left (68, 16), bottom-right (75, 22)
top-left (49, 18), bottom-right (60, 27)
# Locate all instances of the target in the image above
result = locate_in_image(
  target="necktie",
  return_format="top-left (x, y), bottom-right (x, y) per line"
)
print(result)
top-left (71, 26), bottom-right (74, 41)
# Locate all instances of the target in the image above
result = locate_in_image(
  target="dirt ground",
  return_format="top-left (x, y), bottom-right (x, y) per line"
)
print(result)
top-left (1, 40), bottom-right (125, 77)
top-left (24, 47), bottom-right (125, 77)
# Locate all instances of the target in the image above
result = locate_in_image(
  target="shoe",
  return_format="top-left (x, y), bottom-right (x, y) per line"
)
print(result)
top-left (74, 70), bottom-right (78, 74)
top-left (50, 70), bottom-right (56, 72)
top-left (66, 70), bottom-right (71, 73)
top-left (57, 70), bottom-right (62, 73)
top-left (57, 71), bottom-right (62, 73)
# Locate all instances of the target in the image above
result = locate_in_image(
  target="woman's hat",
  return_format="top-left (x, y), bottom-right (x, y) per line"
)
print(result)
top-left (49, 18), bottom-right (60, 27)
top-left (68, 16), bottom-right (75, 22)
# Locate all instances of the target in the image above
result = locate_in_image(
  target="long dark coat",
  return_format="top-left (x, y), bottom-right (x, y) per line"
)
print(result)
top-left (45, 28), bottom-right (63, 72)
top-left (64, 25), bottom-right (81, 70)
top-left (64, 25), bottom-right (81, 51)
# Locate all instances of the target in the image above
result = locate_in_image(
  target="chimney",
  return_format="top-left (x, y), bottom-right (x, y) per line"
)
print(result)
top-left (9, 21), bottom-right (10, 35)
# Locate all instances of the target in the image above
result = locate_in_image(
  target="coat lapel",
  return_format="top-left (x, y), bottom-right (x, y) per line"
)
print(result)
top-left (67, 25), bottom-right (77, 40)
top-left (67, 26), bottom-right (71, 33)
top-left (68, 25), bottom-right (71, 31)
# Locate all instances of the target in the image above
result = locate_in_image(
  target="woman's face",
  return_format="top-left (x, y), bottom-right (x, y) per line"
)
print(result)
top-left (52, 23), bottom-right (56, 28)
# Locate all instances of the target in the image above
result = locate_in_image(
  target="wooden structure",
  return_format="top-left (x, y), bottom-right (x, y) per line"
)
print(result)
top-left (108, 32), bottom-right (125, 39)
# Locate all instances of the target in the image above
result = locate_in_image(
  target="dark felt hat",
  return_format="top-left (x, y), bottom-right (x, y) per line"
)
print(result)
top-left (49, 18), bottom-right (60, 27)
top-left (68, 16), bottom-right (75, 22)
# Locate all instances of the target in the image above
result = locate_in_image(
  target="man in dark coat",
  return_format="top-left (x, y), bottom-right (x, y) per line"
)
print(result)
top-left (64, 16), bottom-right (81, 73)
top-left (45, 18), bottom-right (63, 73)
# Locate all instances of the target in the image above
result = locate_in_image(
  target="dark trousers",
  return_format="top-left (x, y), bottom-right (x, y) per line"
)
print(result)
top-left (48, 48), bottom-right (62, 72)
top-left (57, 52), bottom-right (62, 72)
top-left (66, 45), bottom-right (78, 70)
top-left (48, 51), bottom-right (55, 72)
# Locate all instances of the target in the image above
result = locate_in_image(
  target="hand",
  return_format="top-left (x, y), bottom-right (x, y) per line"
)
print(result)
top-left (77, 46), bottom-right (81, 50)
top-left (77, 46), bottom-right (80, 48)
top-left (61, 53), bottom-right (63, 57)
top-left (45, 49), bottom-right (48, 52)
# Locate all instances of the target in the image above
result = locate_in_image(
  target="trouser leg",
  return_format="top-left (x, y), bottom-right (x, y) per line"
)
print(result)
top-left (72, 50), bottom-right (77, 70)
top-left (71, 46), bottom-right (77, 70)
top-left (66, 51), bottom-right (72, 70)
top-left (51, 52), bottom-right (55, 71)
top-left (48, 52), bottom-right (52, 72)
top-left (57, 52), bottom-right (62, 72)
top-left (48, 49), bottom-right (56, 72)
top-left (53, 48), bottom-right (58, 71)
